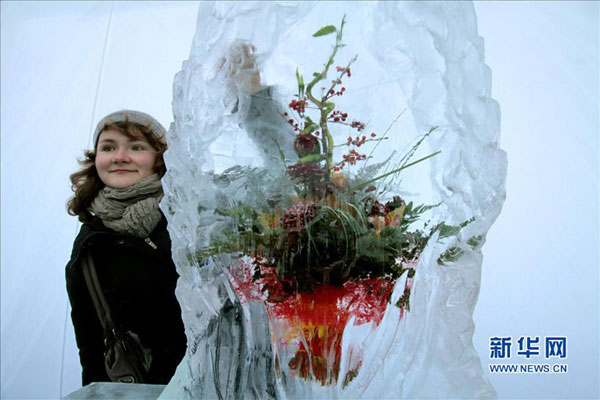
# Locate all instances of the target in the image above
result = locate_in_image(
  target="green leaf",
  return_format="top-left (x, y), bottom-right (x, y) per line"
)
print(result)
top-left (300, 121), bottom-right (318, 135)
top-left (296, 68), bottom-right (304, 97)
top-left (324, 101), bottom-right (335, 115)
top-left (275, 142), bottom-right (287, 167)
top-left (299, 153), bottom-right (327, 163)
top-left (313, 25), bottom-right (337, 37)
top-left (438, 223), bottom-right (461, 238)
top-left (437, 246), bottom-right (464, 265)
top-left (347, 151), bottom-right (441, 192)
top-left (467, 235), bottom-right (484, 249)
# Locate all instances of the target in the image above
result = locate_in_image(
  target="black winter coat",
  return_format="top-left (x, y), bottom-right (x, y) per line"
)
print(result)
top-left (65, 216), bottom-right (187, 386)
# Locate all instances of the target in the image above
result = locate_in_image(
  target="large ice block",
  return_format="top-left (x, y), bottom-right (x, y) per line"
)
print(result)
top-left (160, 2), bottom-right (506, 399)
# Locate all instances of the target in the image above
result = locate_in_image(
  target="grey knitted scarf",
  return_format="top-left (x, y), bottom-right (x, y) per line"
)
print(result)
top-left (89, 174), bottom-right (163, 237)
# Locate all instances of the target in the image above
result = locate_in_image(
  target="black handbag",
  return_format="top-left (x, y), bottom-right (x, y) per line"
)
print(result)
top-left (81, 252), bottom-right (152, 383)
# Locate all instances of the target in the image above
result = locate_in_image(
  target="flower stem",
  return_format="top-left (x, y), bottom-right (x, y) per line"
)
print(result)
top-left (305, 16), bottom-right (347, 180)
top-left (347, 151), bottom-right (441, 192)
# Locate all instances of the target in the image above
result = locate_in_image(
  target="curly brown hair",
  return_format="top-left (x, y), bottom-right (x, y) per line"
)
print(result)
top-left (67, 120), bottom-right (167, 222)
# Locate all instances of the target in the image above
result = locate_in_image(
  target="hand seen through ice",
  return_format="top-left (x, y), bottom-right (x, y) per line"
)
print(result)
top-left (218, 40), bottom-right (262, 95)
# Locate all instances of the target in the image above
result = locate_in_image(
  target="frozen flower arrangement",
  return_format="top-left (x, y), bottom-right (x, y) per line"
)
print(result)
top-left (194, 16), bottom-right (480, 386)
top-left (197, 16), bottom-right (470, 304)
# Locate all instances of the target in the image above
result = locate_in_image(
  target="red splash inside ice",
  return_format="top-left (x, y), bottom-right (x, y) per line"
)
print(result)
top-left (228, 258), bottom-right (398, 385)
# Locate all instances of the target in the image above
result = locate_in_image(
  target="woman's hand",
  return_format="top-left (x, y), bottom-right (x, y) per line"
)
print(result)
top-left (217, 40), bottom-right (262, 95)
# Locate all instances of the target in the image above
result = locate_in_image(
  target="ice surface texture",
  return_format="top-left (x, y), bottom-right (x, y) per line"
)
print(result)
top-left (160, 1), bottom-right (506, 399)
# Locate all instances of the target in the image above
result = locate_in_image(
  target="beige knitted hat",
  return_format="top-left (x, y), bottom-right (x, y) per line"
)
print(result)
top-left (93, 110), bottom-right (167, 148)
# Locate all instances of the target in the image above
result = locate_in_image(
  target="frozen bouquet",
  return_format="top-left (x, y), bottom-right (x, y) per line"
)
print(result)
top-left (197, 17), bottom-right (468, 386)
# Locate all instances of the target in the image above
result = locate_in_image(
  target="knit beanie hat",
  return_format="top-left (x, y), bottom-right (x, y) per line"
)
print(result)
top-left (93, 110), bottom-right (167, 148)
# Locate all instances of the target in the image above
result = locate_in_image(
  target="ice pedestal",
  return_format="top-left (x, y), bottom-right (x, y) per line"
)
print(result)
top-left (63, 382), bottom-right (165, 400)
top-left (160, 1), bottom-right (506, 399)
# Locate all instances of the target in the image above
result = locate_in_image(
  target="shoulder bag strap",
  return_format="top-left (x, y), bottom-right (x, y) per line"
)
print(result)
top-left (81, 251), bottom-right (117, 334)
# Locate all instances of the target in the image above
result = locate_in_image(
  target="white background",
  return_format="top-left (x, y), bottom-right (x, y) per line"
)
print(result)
top-left (1, 1), bottom-right (597, 399)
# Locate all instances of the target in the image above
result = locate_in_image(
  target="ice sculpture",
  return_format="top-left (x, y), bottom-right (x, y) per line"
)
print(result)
top-left (160, 2), bottom-right (506, 399)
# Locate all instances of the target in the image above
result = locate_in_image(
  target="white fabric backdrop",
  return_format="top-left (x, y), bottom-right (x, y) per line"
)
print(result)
top-left (1, 2), bottom-right (199, 398)
top-left (1, 1), bottom-right (597, 399)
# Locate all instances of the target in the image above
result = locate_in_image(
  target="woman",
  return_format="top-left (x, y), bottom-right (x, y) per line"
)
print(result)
top-left (65, 110), bottom-right (186, 385)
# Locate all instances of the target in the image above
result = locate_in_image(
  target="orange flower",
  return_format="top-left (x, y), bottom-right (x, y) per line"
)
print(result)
top-left (385, 205), bottom-right (405, 227)
top-left (330, 172), bottom-right (348, 190)
top-left (367, 215), bottom-right (386, 234)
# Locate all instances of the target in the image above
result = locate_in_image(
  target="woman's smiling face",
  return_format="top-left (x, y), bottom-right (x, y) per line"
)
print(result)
top-left (95, 129), bottom-right (157, 189)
